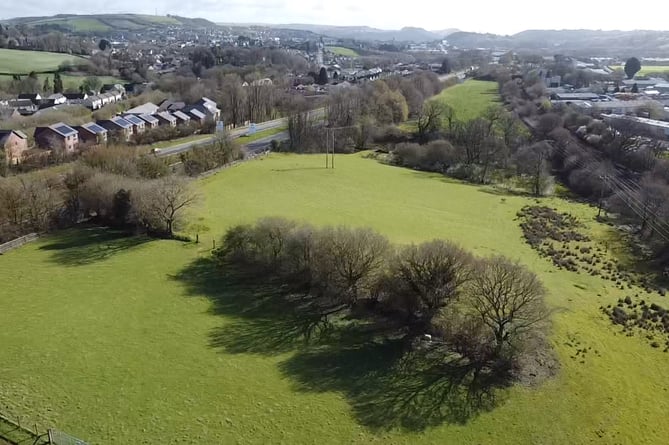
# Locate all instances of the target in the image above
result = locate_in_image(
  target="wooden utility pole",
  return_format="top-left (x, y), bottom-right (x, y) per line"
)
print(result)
top-left (597, 174), bottom-right (606, 218)
top-left (331, 128), bottom-right (335, 169)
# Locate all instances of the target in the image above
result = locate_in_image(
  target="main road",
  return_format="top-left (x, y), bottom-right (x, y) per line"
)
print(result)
top-left (156, 108), bottom-right (324, 158)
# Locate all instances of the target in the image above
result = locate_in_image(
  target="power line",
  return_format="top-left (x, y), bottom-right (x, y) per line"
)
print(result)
top-left (548, 139), bottom-right (669, 242)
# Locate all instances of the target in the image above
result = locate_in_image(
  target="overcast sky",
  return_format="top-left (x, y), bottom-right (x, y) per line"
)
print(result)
top-left (4, 0), bottom-right (669, 35)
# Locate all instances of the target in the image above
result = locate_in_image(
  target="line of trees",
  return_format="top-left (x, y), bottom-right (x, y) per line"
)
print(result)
top-left (283, 71), bottom-right (444, 153)
top-left (215, 217), bottom-right (551, 380)
top-left (499, 65), bottom-right (669, 267)
top-left (0, 145), bottom-right (197, 242)
top-left (390, 101), bottom-right (549, 193)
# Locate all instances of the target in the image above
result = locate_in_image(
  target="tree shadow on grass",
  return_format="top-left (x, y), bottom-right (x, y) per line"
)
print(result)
top-left (39, 227), bottom-right (152, 266)
top-left (281, 338), bottom-right (510, 431)
top-left (174, 257), bottom-right (333, 355)
top-left (174, 257), bottom-right (511, 432)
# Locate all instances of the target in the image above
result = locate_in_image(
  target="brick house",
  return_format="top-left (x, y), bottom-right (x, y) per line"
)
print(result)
top-left (185, 108), bottom-right (207, 126)
top-left (136, 114), bottom-right (160, 129)
top-left (154, 111), bottom-right (177, 127)
top-left (0, 130), bottom-right (29, 164)
top-left (74, 122), bottom-right (108, 147)
top-left (34, 123), bottom-right (79, 152)
top-left (121, 114), bottom-right (146, 134)
top-left (171, 110), bottom-right (191, 126)
top-left (97, 117), bottom-right (134, 142)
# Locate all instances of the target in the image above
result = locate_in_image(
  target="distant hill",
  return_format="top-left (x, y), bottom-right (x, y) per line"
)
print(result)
top-left (430, 29), bottom-right (461, 38)
top-left (2, 14), bottom-right (217, 33)
top-left (275, 24), bottom-right (440, 42)
top-left (446, 29), bottom-right (669, 56)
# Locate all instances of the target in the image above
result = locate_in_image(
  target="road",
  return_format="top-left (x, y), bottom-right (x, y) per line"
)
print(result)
top-left (242, 131), bottom-right (289, 157)
top-left (156, 108), bottom-right (324, 158)
top-left (438, 69), bottom-right (474, 83)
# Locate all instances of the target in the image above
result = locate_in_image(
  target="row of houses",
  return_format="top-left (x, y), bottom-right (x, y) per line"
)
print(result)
top-left (0, 97), bottom-right (221, 163)
top-left (2, 85), bottom-right (128, 115)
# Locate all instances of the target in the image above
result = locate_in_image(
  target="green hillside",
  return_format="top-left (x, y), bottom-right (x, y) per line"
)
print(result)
top-left (4, 14), bottom-right (214, 33)
top-left (0, 48), bottom-right (86, 74)
top-left (0, 153), bottom-right (668, 443)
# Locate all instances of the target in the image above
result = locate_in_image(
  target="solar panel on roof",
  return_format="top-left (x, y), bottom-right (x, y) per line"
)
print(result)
top-left (124, 115), bottom-right (143, 125)
top-left (112, 117), bottom-right (132, 128)
top-left (54, 125), bottom-right (75, 136)
top-left (87, 124), bottom-right (107, 133)
top-left (140, 114), bottom-right (159, 122)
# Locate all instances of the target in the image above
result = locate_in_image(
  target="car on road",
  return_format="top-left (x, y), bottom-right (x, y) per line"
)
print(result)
top-left (151, 148), bottom-right (162, 154)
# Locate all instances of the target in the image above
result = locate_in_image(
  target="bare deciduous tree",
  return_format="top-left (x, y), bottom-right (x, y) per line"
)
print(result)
top-left (134, 177), bottom-right (198, 237)
top-left (219, 73), bottom-right (247, 128)
top-left (467, 257), bottom-right (549, 353)
top-left (416, 101), bottom-right (445, 143)
top-left (385, 240), bottom-right (474, 330)
top-left (314, 227), bottom-right (390, 305)
top-left (515, 142), bottom-right (552, 196)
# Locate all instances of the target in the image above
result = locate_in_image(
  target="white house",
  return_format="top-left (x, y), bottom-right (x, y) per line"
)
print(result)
top-left (85, 95), bottom-right (103, 110)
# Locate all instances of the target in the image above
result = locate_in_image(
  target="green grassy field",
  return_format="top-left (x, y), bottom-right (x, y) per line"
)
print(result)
top-left (1, 153), bottom-right (668, 444)
top-left (326, 46), bottom-right (359, 57)
top-left (0, 73), bottom-right (123, 91)
top-left (22, 14), bottom-right (182, 33)
top-left (432, 80), bottom-right (500, 121)
top-left (610, 65), bottom-right (669, 76)
top-left (61, 18), bottom-right (111, 32)
top-left (0, 49), bottom-right (86, 75)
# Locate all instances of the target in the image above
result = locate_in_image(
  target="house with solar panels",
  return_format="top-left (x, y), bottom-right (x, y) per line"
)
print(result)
top-left (154, 111), bottom-right (177, 128)
top-left (135, 114), bottom-right (160, 129)
top-left (185, 108), bottom-right (207, 126)
top-left (97, 117), bottom-right (134, 142)
top-left (121, 114), bottom-right (146, 135)
top-left (193, 97), bottom-right (221, 121)
top-left (34, 123), bottom-right (79, 152)
top-left (74, 122), bottom-right (108, 147)
top-left (171, 110), bottom-right (191, 126)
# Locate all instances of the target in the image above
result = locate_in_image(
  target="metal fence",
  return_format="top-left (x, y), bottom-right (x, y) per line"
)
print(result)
top-left (0, 233), bottom-right (39, 255)
top-left (0, 410), bottom-right (87, 445)
top-left (48, 429), bottom-right (89, 445)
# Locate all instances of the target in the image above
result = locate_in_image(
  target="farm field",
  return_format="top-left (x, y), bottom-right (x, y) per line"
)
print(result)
top-left (432, 80), bottom-right (500, 121)
top-left (326, 46), bottom-right (359, 57)
top-left (0, 49), bottom-right (86, 75)
top-left (12, 14), bottom-right (182, 33)
top-left (1, 153), bottom-right (668, 444)
top-left (0, 74), bottom-right (123, 91)
top-left (610, 65), bottom-right (669, 76)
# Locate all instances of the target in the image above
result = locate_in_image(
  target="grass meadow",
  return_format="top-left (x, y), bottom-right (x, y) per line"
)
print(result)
top-left (25, 14), bottom-right (181, 33)
top-left (0, 74), bottom-right (123, 91)
top-left (609, 65), bottom-right (669, 76)
top-left (432, 80), bottom-right (500, 121)
top-left (0, 49), bottom-right (86, 75)
top-left (326, 46), bottom-right (359, 57)
top-left (1, 153), bottom-right (668, 443)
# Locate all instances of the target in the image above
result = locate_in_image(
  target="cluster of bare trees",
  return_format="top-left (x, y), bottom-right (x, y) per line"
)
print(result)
top-left (0, 26), bottom-right (93, 55)
top-left (216, 217), bottom-right (551, 377)
top-left (156, 65), bottom-right (301, 127)
top-left (179, 133), bottom-right (242, 176)
top-left (283, 71), bottom-right (443, 153)
top-left (390, 102), bottom-right (551, 193)
top-left (500, 67), bottom-right (669, 263)
top-left (0, 145), bottom-right (197, 242)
